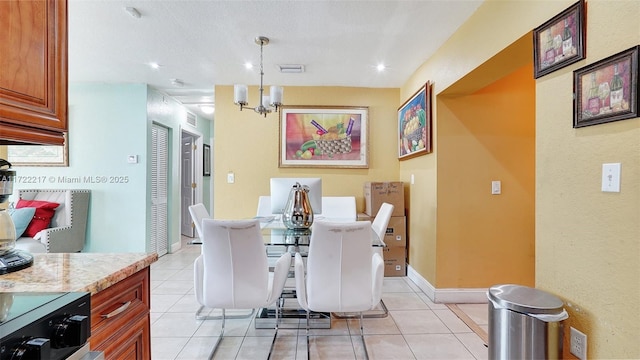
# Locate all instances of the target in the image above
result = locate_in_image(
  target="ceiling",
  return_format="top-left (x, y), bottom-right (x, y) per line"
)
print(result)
top-left (68, 0), bottom-right (483, 120)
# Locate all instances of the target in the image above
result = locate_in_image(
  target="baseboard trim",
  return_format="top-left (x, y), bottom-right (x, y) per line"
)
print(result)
top-left (171, 240), bottom-right (182, 253)
top-left (407, 265), bottom-right (488, 304)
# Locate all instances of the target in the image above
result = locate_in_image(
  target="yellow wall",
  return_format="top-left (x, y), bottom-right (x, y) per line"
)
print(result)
top-left (213, 85), bottom-right (400, 219)
top-left (437, 63), bottom-right (535, 288)
top-left (401, 0), bottom-right (639, 358)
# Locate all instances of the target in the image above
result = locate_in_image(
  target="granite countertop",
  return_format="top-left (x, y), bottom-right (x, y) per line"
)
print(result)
top-left (0, 253), bottom-right (158, 294)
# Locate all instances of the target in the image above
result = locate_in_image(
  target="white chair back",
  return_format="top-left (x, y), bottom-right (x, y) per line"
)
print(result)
top-left (200, 219), bottom-right (271, 308)
top-left (188, 203), bottom-right (209, 239)
top-left (320, 196), bottom-right (357, 221)
top-left (301, 221), bottom-right (383, 312)
top-left (371, 202), bottom-right (394, 246)
top-left (256, 196), bottom-right (272, 217)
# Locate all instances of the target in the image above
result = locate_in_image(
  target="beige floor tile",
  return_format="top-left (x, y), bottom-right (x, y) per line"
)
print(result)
top-left (390, 310), bottom-right (450, 334)
top-left (455, 332), bottom-right (488, 360)
top-left (177, 336), bottom-right (240, 360)
top-left (381, 292), bottom-right (430, 310)
top-left (307, 335), bottom-right (357, 360)
top-left (456, 303), bottom-right (489, 325)
top-left (151, 294), bottom-right (184, 313)
top-left (194, 316), bottom-right (252, 337)
top-left (359, 334), bottom-right (416, 360)
top-left (152, 280), bottom-right (194, 295)
top-left (151, 336), bottom-right (190, 360)
top-left (347, 315), bottom-right (401, 335)
top-left (404, 334), bottom-right (475, 360)
top-left (235, 336), bottom-right (277, 360)
top-left (382, 278), bottom-right (415, 293)
top-left (433, 309), bottom-right (473, 333)
top-left (152, 312), bottom-right (203, 338)
top-left (416, 293), bottom-right (449, 310)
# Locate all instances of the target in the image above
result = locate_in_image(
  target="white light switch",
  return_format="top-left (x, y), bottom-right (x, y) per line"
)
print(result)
top-left (410, 174), bottom-right (415, 185)
top-left (127, 155), bottom-right (138, 164)
top-left (491, 180), bottom-right (501, 195)
top-left (227, 172), bottom-right (235, 184)
top-left (602, 163), bottom-right (621, 192)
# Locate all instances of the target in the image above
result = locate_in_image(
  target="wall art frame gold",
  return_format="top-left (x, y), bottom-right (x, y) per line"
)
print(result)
top-left (279, 106), bottom-right (369, 168)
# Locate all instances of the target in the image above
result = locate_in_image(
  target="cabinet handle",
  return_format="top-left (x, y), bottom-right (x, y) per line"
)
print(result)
top-left (101, 301), bottom-right (131, 319)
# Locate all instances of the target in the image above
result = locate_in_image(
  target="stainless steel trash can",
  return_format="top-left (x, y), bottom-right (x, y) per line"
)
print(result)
top-left (488, 284), bottom-right (568, 360)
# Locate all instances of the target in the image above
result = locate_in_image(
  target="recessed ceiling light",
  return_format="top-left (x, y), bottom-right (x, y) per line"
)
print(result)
top-left (149, 62), bottom-right (161, 70)
top-left (244, 62), bottom-right (253, 70)
top-left (199, 105), bottom-right (215, 114)
top-left (376, 63), bottom-right (386, 72)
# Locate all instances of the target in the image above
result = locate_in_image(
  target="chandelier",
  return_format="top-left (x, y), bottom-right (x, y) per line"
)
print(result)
top-left (233, 36), bottom-right (284, 117)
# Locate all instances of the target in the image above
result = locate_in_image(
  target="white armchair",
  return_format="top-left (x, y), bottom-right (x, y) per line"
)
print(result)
top-left (294, 220), bottom-right (384, 359)
top-left (14, 189), bottom-right (90, 253)
top-left (194, 219), bottom-right (291, 359)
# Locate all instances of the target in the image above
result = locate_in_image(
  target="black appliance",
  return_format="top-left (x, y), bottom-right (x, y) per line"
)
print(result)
top-left (0, 292), bottom-right (91, 360)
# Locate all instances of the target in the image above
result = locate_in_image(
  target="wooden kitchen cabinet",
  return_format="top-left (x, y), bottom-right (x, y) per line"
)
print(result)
top-left (0, 0), bottom-right (68, 145)
top-left (90, 268), bottom-right (152, 360)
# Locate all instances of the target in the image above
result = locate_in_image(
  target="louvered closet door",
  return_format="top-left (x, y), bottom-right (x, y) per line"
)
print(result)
top-left (151, 124), bottom-right (169, 256)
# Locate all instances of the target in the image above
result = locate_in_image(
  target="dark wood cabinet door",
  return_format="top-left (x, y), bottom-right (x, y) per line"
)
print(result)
top-left (0, 0), bottom-right (67, 145)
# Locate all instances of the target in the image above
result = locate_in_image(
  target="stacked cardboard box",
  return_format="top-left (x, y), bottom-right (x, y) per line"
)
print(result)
top-left (361, 182), bottom-right (407, 277)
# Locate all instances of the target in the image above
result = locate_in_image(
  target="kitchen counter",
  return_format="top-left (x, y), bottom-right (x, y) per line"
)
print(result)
top-left (0, 252), bottom-right (158, 294)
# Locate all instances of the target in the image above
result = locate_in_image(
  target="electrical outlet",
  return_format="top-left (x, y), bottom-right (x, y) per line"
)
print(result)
top-left (570, 327), bottom-right (587, 360)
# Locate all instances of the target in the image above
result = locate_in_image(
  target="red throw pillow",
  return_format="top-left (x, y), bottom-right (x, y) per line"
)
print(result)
top-left (16, 199), bottom-right (60, 238)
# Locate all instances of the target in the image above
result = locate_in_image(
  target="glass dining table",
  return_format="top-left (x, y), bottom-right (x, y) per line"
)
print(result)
top-left (255, 218), bottom-right (388, 329)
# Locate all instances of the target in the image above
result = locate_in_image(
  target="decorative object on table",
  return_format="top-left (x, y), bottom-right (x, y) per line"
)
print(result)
top-left (203, 144), bottom-right (211, 176)
top-left (398, 81), bottom-right (432, 159)
top-left (279, 106), bottom-right (368, 168)
top-left (0, 159), bottom-right (34, 274)
top-left (233, 36), bottom-right (284, 117)
top-left (6, 133), bottom-right (69, 166)
top-left (573, 45), bottom-right (639, 128)
top-left (533, 0), bottom-right (585, 78)
top-left (282, 182), bottom-right (314, 230)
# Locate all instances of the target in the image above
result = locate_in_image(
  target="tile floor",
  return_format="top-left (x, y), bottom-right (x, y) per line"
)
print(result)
top-left (150, 238), bottom-right (489, 359)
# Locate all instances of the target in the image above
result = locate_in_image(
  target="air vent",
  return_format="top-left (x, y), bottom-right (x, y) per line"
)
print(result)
top-left (278, 64), bottom-right (305, 73)
top-left (186, 112), bottom-right (197, 127)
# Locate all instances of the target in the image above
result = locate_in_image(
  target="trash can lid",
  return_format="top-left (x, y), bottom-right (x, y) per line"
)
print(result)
top-left (488, 284), bottom-right (564, 315)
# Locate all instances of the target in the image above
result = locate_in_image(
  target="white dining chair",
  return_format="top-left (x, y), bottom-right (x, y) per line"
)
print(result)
top-left (194, 219), bottom-right (291, 359)
top-left (188, 203), bottom-right (209, 240)
top-left (371, 202), bottom-right (395, 248)
top-left (256, 195), bottom-right (273, 217)
top-left (294, 220), bottom-right (384, 359)
top-left (319, 196), bottom-right (357, 221)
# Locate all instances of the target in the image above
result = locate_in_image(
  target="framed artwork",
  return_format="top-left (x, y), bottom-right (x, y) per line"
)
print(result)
top-left (203, 144), bottom-right (211, 176)
top-left (279, 106), bottom-right (368, 168)
top-left (533, 0), bottom-right (585, 78)
top-left (6, 133), bottom-right (69, 166)
top-left (398, 81), bottom-right (432, 160)
top-left (573, 46), bottom-right (639, 128)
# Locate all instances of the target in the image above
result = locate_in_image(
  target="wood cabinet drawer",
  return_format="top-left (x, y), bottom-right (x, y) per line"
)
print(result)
top-left (89, 268), bottom-right (151, 360)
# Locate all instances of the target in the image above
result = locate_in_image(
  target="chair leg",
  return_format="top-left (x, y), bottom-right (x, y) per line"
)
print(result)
top-left (207, 309), bottom-right (226, 360)
top-left (306, 310), bottom-right (311, 360)
top-left (196, 305), bottom-right (255, 320)
top-left (266, 301), bottom-right (281, 360)
top-left (359, 312), bottom-right (370, 360)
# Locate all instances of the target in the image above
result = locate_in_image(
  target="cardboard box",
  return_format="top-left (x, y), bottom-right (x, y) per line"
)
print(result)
top-left (363, 182), bottom-right (404, 217)
top-left (357, 213), bottom-right (406, 248)
top-left (382, 247), bottom-right (406, 277)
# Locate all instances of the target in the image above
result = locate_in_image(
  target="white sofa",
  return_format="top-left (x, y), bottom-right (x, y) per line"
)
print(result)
top-left (14, 189), bottom-right (90, 253)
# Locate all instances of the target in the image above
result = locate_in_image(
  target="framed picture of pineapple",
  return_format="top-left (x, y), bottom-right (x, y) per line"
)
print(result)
top-left (398, 81), bottom-right (432, 160)
top-left (279, 106), bottom-right (369, 168)
top-left (573, 46), bottom-right (639, 128)
top-left (533, 0), bottom-right (585, 79)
